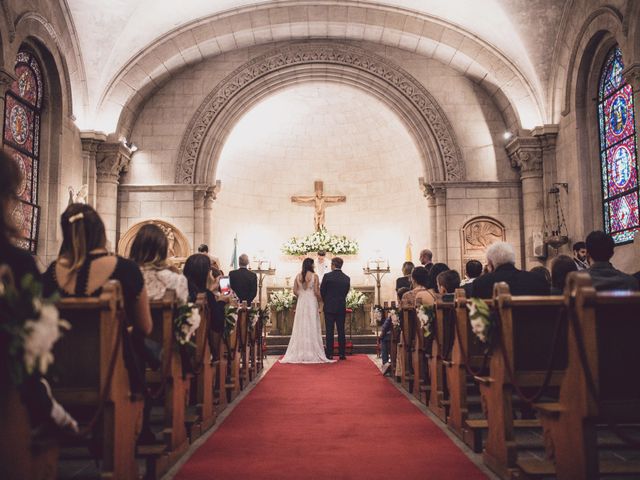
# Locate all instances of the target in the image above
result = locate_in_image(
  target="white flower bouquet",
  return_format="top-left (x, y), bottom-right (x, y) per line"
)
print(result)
top-left (174, 303), bottom-right (201, 348)
top-left (416, 304), bottom-right (435, 338)
top-left (224, 305), bottom-right (238, 338)
top-left (371, 305), bottom-right (384, 326)
top-left (268, 289), bottom-right (296, 312)
top-left (282, 227), bottom-right (359, 255)
top-left (389, 308), bottom-right (401, 331)
top-left (0, 273), bottom-right (69, 385)
top-left (467, 297), bottom-right (492, 343)
top-left (346, 289), bottom-right (366, 310)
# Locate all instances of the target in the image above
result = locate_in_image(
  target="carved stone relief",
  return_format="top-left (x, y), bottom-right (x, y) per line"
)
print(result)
top-left (117, 219), bottom-right (191, 260)
top-left (460, 216), bottom-right (506, 274)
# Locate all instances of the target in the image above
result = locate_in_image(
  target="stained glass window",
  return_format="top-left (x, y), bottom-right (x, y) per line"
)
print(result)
top-left (3, 51), bottom-right (43, 253)
top-left (597, 46), bottom-right (639, 245)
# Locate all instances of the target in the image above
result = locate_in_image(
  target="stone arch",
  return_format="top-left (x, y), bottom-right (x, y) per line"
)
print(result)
top-left (174, 42), bottom-right (465, 186)
top-left (101, 2), bottom-right (543, 136)
top-left (118, 219), bottom-right (191, 259)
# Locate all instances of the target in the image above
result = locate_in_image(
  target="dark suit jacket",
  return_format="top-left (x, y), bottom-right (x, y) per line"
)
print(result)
top-left (395, 276), bottom-right (411, 292)
top-left (320, 269), bottom-right (350, 315)
top-left (229, 267), bottom-right (258, 304)
top-left (588, 262), bottom-right (639, 291)
top-left (471, 263), bottom-right (550, 299)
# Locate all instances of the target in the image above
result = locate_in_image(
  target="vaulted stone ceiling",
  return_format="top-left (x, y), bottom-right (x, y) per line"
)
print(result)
top-left (63, 0), bottom-right (568, 131)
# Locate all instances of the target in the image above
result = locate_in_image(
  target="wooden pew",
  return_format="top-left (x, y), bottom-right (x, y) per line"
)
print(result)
top-left (53, 281), bottom-right (143, 480)
top-left (479, 283), bottom-right (567, 480)
top-left (447, 290), bottom-right (491, 451)
top-left (535, 273), bottom-right (640, 479)
top-left (224, 306), bottom-right (242, 402)
top-left (143, 290), bottom-right (189, 477)
top-left (191, 293), bottom-right (216, 436)
top-left (237, 302), bottom-right (251, 390)
top-left (248, 303), bottom-right (259, 381)
top-left (428, 297), bottom-right (455, 422)
top-left (399, 298), bottom-right (415, 394)
top-left (409, 298), bottom-right (428, 403)
top-left (213, 323), bottom-right (228, 412)
top-left (386, 302), bottom-right (399, 381)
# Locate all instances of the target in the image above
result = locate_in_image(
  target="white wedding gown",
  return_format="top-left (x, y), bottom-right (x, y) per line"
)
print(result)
top-left (280, 274), bottom-right (335, 364)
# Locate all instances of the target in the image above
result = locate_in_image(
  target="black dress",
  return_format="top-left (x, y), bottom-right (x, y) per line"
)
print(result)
top-left (0, 240), bottom-right (40, 285)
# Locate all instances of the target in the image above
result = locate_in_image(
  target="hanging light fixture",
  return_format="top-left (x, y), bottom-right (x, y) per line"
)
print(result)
top-left (544, 183), bottom-right (569, 250)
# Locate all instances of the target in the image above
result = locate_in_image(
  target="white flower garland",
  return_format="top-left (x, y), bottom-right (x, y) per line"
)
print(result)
top-left (282, 227), bottom-right (359, 255)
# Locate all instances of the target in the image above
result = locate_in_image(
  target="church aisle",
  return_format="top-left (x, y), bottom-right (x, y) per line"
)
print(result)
top-left (172, 355), bottom-right (489, 479)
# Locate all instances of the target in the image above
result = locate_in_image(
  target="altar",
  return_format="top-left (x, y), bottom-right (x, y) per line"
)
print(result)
top-left (266, 285), bottom-right (375, 335)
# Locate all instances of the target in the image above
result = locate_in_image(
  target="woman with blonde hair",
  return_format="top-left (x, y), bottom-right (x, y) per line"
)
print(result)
top-left (129, 223), bottom-right (188, 304)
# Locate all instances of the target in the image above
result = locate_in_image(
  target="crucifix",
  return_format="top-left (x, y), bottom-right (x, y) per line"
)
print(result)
top-left (291, 180), bottom-right (346, 232)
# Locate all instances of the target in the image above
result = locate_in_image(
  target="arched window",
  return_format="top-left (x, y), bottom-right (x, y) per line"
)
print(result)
top-left (597, 46), bottom-right (639, 245)
top-left (3, 50), bottom-right (43, 253)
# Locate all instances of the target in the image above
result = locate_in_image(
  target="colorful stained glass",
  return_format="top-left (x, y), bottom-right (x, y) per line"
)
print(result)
top-left (2, 50), bottom-right (43, 253)
top-left (603, 85), bottom-right (635, 146)
top-left (597, 46), bottom-right (640, 245)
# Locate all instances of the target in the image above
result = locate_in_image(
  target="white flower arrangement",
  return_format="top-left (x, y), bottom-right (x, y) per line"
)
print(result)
top-left (467, 297), bottom-right (492, 343)
top-left (282, 227), bottom-right (359, 255)
top-left (268, 289), bottom-right (296, 312)
top-left (389, 308), bottom-right (401, 330)
top-left (346, 289), bottom-right (366, 310)
top-left (416, 304), bottom-right (435, 338)
top-left (174, 303), bottom-right (201, 347)
top-left (0, 274), bottom-right (69, 385)
top-left (224, 305), bottom-right (238, 338)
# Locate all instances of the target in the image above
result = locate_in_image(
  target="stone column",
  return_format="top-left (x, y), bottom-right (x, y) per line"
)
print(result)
top-left (0, 68), bottom-right (15, 114)
top-left (80, 131), bottom-right (107, 207)
top-left (507, 135), bottom-right (545, 268)
top-left (194, 183), bottom-right (219, 249)
top-left (95, 142), bottom-right (131, 250)
top-left (433, 186), bottom-right (448, 263)
top-left (420, 180), bottom-right (438, 261)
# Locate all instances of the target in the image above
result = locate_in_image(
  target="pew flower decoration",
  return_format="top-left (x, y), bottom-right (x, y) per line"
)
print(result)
top-left (371, 305), bottom-right (384, 327)
top-left (282, 228), bottom-right (359, 256)
top-left (174, 303), bottom-right (201, 348)
top-left (389, 308), bottom-right (401, 331)
top-left (0, 274), bottom-right (69, 385)
top-left (268, 289), bottom-right (296, 312)
top-left (467, 297), bottom-right (492, 343)
top-left (248, 307), bottom-right (260, 330)
top-left (260, 306), bottom-right (272, 326)
top-left (416, 304), bottom-right (435, 338)
top-left (224, 305), bottom-right (238, 338)
top-left (346, 289), bottom-right (366, 310)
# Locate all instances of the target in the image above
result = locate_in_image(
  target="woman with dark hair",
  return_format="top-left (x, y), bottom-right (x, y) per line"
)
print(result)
top-left (402, 266), bottom-right (437, 306)
top-left (130, 223), bottom-right (188, 304)
top-left (0, 149), bottom-right (78, 435)
top-left (550, 255), bottom-right (577, 294)
top-left (427, 263), bottom-right (450, 291)
top-left (42, 203), bottom-right (152, 335)
top-left (0, 149), bottom-right (39, 282)
top-left (531, 266), bottom-right (552, 292)
top-left (281, 257), bottom-right (333, 363)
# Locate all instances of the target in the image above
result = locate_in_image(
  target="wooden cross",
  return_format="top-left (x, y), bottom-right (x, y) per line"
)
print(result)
top-left (291, 181), bottom-right (346, 232)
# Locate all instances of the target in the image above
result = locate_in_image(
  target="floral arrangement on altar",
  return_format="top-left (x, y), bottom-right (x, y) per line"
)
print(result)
top-left (346, 289), bottom-right (366, 310)
top-left (389, 307), bottom-right (401, 331)
top-left (281, 227), bottom-right (359, 256)
top-left (268, 289), bottom-right (296, 312)
top-left (0, 273), bottom-right (69, 386)
top-left (416, 304), bottom-right (435, 338)
top-left (371, 305), bottom-right (384, 326)
top-left (224, 305), bottom-right (238, 338)
top-left (174, 303), bottom-right (201, 348)
top-left (467, 297), bottom-right (492, 343)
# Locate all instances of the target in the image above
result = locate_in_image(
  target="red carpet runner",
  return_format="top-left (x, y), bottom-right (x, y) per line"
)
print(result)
top-left (175, 355), bottom-right (488, 479)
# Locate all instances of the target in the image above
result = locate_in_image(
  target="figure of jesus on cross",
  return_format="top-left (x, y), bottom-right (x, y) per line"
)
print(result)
top-left (291, 181), bottom-right (346, 232)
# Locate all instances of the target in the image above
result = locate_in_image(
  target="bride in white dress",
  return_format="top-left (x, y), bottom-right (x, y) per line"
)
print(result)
top-left (280, 258), bottom-right (335, 364)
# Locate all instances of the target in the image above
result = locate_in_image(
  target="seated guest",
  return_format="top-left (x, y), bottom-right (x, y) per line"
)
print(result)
top-left (426, 262), bottom-right (450, 292)
top-left (572, 241), bottom-right (589, 270)
top-left (472, 242), bottom-right (549, 298)
top-left (586, 231), bottom-right (639, 291)
top-left (0, 149), bottom-right (77, 434)
top-left (395, 261), bottom-right (414, 293)
top-left (229, 253), bottom-right (257, 304)
top-left (197, 244), bottom-right (209, 254)
top-left (402, 266), bottom-right (437, 306)
top-left (42, 204), bottom-right (153, 335)
top-left (437, 269), bottom-right (461, 295)
top-left (129, 223), bottom-right (188, 304)
top-left (530, 266), bottom-right (551, 291)
top-left (550, 255), bottom-right (577, 294)
top-left (380, 287), bottom-right (410, 375)
top-left (461, 259), bottom-right (483, 297)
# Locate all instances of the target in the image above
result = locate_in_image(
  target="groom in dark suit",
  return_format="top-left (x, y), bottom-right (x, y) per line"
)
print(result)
top-left (320, 257), bottom-right (350, 360)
